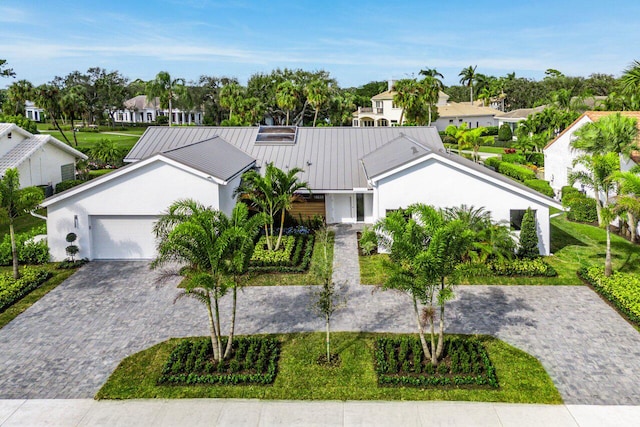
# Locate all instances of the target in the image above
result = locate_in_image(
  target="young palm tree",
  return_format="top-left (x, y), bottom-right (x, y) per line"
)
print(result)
top-left (146, 71), bottom-right (187, 127)
top-left (420, 76), bottom-right (441, 126)
top-left (272, 166), bottom-right (310, 250)
top-left (458, 65), bottom-right (477, 105)
top-left (0, 169), bottom-right (44, 279)
top-left (152, 201), bottom-right (263, 361)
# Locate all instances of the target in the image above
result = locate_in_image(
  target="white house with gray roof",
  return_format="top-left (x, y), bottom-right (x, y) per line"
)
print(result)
top-left (42, 126), bottom-right (562, 261)
top-left (0, 123), bottom-right (87, 191)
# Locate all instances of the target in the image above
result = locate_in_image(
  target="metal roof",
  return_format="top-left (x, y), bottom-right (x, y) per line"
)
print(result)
top-left (361, 135), bottom-right (433, 179)
top-left (161, 136), bottom-right (255, 182)
top-left (126, 127), bottom-right (445, 190)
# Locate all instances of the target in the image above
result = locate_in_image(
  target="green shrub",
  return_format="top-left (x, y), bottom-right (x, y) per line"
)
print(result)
top-left (484, 126), bottom-right (499, 136)
top-left (251, 235), bottom-right (297, 266)
top-left (526, 153), bottom-right (544, 167)
top-left (158, 336), bottom-right (280, 385)
top-left (0, 115), bottom-right (38, 133)
top-left (55, 180), bottom-right (84, 194)
top-left (579, 267), bottom-right (640, 325)
top-left (564, 194), bottom-right (598, 224)
top-left (524, 179), bottom-right (555, 198)
top-left (498, 162), bottom-right (537, 182)
top-left (518, 208), bottom-right (539, 258)
top-left (0, 267), bottom-right (51, 313)
top-left (488, 258), bottom-right (557, 277)
top-left (483, 157), bottom-right (502, 169)
top-left (155, 115), bottom-right (169, 125)
top-left (561, 186), bottom-right (581, 202)
top-left (0, 225), bottom-right (49, 266)
top-left (374, 336), bottom-right (498, 388)
top-left (498, 124), bottom-right (512, 141)
top-left (501, 153), bottom-right (526, 164)
top-left (249, 234), bottom-right (315, 273)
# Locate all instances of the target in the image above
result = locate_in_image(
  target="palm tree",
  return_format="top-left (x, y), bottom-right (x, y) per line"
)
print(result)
top-left (621, 60), bottom-right (640, 96)
top-left (60, 85), bottom-right (87, 146)
top-left (420, 76), bottom-right (442, 126)
top-left (612, 170), bottom-right (640, 243)
top-left (5, 80), bottom-right (33, 116)
top-left (276, 81), bottom-right (297, 126)
top-left (571, 113), bottom-right (639, 156)
top-left (460, 127), bottom-right (493, 162)
top-left (152, 201), bottom-right (263, 362)
top-left (272, 166), bottom-right (310, 250)
top-left (569, 153), bottom-right (620, 276)
top-left (305, 79), bottom-right (329, 127)
top-left (35, 84), bottom-right (70, 144)
top-left (459, 65), bottom-right (477, 105)
top-left (0, 169), bottom-right (44, 279)
top-left (145, 71), bottom-right (186, 127)
top-left (419, 68), bottom-right (444, 85)
top-left (393, 79), bottom-right (420, 126)
top-left (219, 82), bottom-right (245, 123)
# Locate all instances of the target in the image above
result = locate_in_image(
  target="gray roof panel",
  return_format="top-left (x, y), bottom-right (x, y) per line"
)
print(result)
top-left (361, 135), bottom-right (432, 179)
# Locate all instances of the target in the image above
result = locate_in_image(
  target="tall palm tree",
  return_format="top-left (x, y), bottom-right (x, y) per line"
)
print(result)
top-left (146, 71), bottom-right (186, 127)
top-left (419, 68), bottom-right (444, 85)
top-left (152, 201), bottom-right (263, 361)
top-left (459, 65), bottom-right (477, 105)
top-left (0, 169), bottom-right (44, 279)
top-left (276, 81), bottom-right (297, 126)
top-left (5, 80), bottom-right (33, 116)
top-left (420, 76), bottom-right (442, 126)
top-left (219, 83), bottom-right (245, 123)
top-left (272, 166), bottom-right (310, 249)
top-left (393, 79), bottom-right (419, 126)
top-left (60, 85), bottom-right (87, 146)
top-left (305, 79), bottom-right (329, 127)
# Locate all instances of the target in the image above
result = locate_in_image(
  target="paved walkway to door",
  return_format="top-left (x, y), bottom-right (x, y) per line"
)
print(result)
top-left (0, 225), bottom-right (639, 404)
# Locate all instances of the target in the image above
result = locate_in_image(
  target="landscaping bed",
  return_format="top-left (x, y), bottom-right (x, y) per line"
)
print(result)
top-left (0, 267), bottom-right (51, 313)
top-left (375, 336), bottom-right (498, 388)
top-left (578, 267), bottom-right (640, 327)
top-left (158, 336), bottom-right (280, 386)
top-left (250, 233), bottom-right (315, 273)
top-left (96, 332), bottom-right (561, 403)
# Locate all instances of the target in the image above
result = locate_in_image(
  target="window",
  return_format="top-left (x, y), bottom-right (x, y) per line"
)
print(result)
top-left (449, 119), bottom-right (453, 123)
top-left (375, 101), bottom-right (383, 114)
top-left (353, 119), bottom-right (359, 127)
top-left (378, 119), bottom-right (388, 127)
top-left (61, 164), bottom-right (75, 182)
top-left (117, 113), bottom-right (123, 121)
top-left (391, 120), bottom-right (398, 127)
top-left (362, 119), bottom-right (374, 127)
top-left (510, 209), bottom-right (535, 231)
top-left (7, 132), bottom-right (11, 139)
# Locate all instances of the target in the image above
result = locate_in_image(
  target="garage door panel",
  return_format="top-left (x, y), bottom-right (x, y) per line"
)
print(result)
top-left (90, 216), bottom-right (158, 260)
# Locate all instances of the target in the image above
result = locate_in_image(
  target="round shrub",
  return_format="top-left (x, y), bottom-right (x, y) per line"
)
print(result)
top-left (498, 124), bottom-right (513, 141)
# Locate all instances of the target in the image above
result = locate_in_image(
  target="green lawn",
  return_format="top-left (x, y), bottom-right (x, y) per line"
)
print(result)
top-left (38, 128), bottom-right (140, 151)
top-left (96, 332), bottom-right (561, 404)
top-left (359, 214), bottom-right (640, 286)
top-left (0, 264), bottom-right (78, 329)
top-left (0, 213), bottom-right (45, 239)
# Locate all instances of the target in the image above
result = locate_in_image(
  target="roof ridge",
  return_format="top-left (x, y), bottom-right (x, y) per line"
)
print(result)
top-left (161, 135), bottom-right (221, 154)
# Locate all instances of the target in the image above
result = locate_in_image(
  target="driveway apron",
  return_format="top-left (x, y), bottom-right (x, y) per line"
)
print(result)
top-left (0, 225), bottom-right (639, 404)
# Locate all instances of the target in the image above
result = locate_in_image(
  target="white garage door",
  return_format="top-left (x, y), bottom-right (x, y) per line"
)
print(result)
top-left (90, 215), bottom-right (159, 260)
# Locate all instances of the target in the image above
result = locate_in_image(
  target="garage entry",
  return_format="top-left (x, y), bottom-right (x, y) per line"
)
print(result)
top-left (90, 215), bottom-right (159, 260)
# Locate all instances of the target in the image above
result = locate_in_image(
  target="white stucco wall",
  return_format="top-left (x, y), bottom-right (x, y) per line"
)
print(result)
top-left (433, 115), bottom-right (496, 132)
top-left (17, 143), bottom-right (76, 188)
top-left (218, 173), bottom-right (242, 216)
top-left (373, 158), bottom-right (553, 255)
top-left (46, 160), bottom-right (221, 261)
top-left (0, 130), bottom-right (24, 158)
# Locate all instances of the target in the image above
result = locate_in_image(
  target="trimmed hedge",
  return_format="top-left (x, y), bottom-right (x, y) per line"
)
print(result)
top-left (251, 235), bottom-right (297, 265)
top-left (498, 162), bottom-right (537, 182)
top-left (55, 180), bottom-right (85, 194)
top-left (375, 336), bottom-right (498, 388)
top-left (158, 336), bottom-right (280, 385)
top-left (0, 225), bottom-right (49, 266)
top-left (524, 179), bottom-right (555, 198)
top-left (0, 267), bottom-right (51, 313)
top-left (483, 157), bottom-right (502, 169)
top-left (498, 124), bottom-right (512, 141)
top-left (501, 153), bottom-right (526, 164)
top-left (488, 258), bottom-right (557, 277)
top-left (527, 153), bottom-right (544, 167)
top-left (578, 267), bottom-right (640, 325)
top-left (250, 234), bottom-right (315, 273)
top-left (562, 187), bottom-right (598, 224)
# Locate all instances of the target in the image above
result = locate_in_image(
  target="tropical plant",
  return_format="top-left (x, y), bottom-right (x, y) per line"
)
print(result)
top-left (89, 138), bottom-right (124, 167)
top-left (612, 170), bottom-right (640, 243)
top-left (569, 153), bottom-right (619, 226)
top-left (571, 113), bottom-right (639, 156)
top-left (275, 81), bottom-right (298, 126)
top-left (152, 201), bottom-right (263, 361)
top-left (305, 79), bottom-right (330, 127)
top-left (145, 71), bottom-right (186, 127)
top-left (460, 127), bottom-right (493, 162)
top-left (236, 163), bottom-right (309, 251)
top-left (372, 204), bottom-right (478, 365)
top-left (517, 208), bottom-right (539, 259)
top-left (0, 168), bottom-right (45, 279)
top-left (4, 80), bottom-right (33, 116)
top-left (444, 123), bottom-right (469, 154)
top-left (621, 60), bottom-right (640, 97)
top-left (459, 65), bottom-right (477, 105)
top-left (34, 84), bottom-right (70, 143)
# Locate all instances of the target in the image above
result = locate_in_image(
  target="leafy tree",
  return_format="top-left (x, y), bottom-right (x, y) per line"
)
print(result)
top-left (146, 71), bottom-right (186, 126)
top-left (152, 201), bottom-right (263, 361)
top-left (4, 80), bottom-right (33, 116)
top-left (236, 163), bottom-right (308, 251)
top-left (89, 138), bottom-right (124, 167)
top-left (219, 82), bottom-right (245, 123)
top-left (34, 84), bottom-right (70, 143)
top-left (0, 60), bottom-right (15, 78)
top-left (517, 208), bottom-right (539, 258)
top-left (373, 204), bottom-right (477, 364)
top-left (458, 65), bottom-right (477, 104)
top-left (276, 81), bottom-right (298, 126)
top-left (0, 168), bottom-right (44, 279)
top-left (309, 227), bottom-right (345, 363)
top-left (60, 85), bottom-right (87, 145)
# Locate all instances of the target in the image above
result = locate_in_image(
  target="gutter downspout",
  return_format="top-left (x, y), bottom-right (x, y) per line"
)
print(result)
top-left (30, 210), bottom-right (47, 221)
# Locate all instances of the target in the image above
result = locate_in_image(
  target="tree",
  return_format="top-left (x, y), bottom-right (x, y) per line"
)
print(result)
top-left (372, 204), bottom-right (477, 364)
top-left (146, 71), bottom-right (186, 127)
top-left (306, 79), bottom-right (330, 127)
top-left (460, 127), bottom-right (493, 162)
top-left (219, 82), bottom-right (244, 123)
top-left (621, 60), bottom-right (640, 97)
top-left (421, 76), bottom-right (441, 126)
top-left (498, 123), bottom-right (513, 142)
top-left (517, 208), bottom-right (539, 258)
top-left (276, 81), bottom-right (298, 126)
top-left (236, 163), bottom-right (308, 251)
top-left (444, 123), bottom-right (469, 154)
top-left (0, 60), bottom-right (15, 78)
top-left (34, 84), bottom-right (70, 143)
top-left (4, 80), bottom-right (33, 116)
top-left (152, 201), bottom-right (263, 362)
top-left (0, 169), bottom-right (44, 279)
top-left (89, 138), bottom-right (124, 167)
top-left (571, 113), bottom-right (639, 156)
top-left (612, 170), bottom-right (640, 243)
top-left (309, 227), bottom-right (345, 363)
top-left (60, 85), bottom-right (87, 146)
top-left (458, 65), bottom-right (477, 105)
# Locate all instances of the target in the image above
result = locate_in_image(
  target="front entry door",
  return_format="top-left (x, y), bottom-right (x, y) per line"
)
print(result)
top-left (356, 194), bottom-right (364, 222)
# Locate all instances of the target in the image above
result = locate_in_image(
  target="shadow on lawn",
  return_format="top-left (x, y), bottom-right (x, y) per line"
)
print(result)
top-left (550, 223), bottom-right (587, 252)
top-left (447, 287), bottom-right (537, 336)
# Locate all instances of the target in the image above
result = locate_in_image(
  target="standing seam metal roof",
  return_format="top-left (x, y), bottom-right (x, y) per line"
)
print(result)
top-left (125, 127), bottom-right (445, 190)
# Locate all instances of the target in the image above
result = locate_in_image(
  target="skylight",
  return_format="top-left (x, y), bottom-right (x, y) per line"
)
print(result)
top-left (255, 126), bottom-right (298, 145)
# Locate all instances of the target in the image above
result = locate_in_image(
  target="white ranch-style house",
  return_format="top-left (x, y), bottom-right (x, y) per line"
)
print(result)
top-left (112, 95), bottom-right (204, 125)
top-left (0, 123), bottom-right (87, 191)
top-left (42, 126), bottom-right (562, 261)
top-left (352, 81), bottom-right (499, 131)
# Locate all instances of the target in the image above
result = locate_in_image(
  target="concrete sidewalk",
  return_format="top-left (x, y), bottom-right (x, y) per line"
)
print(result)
top-left (1, 399), bottom-right (639, 427)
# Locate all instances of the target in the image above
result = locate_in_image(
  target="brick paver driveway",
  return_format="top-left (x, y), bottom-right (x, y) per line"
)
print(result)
top-left (1, 230), bottom-right (640, 404)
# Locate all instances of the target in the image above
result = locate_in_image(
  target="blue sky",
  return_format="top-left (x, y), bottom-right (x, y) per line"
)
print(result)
top-left (1, 0), bottom-right (639, 89)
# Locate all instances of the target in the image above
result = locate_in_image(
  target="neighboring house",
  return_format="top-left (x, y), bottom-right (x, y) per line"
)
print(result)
top-left (0, 123), bottom-right (87, 191)
top-left (494, 106), bottom-right (546, 135)
top-left (112, 95), bottom-right (204, 125)
top-left (25, 101), bottom-right (44, 122)
top-left (544, 111), bottom-right (640, 196)
top-left (352, 81), bottom-right (499, 131)
top-left (42, 126), bottom-right (562, 261)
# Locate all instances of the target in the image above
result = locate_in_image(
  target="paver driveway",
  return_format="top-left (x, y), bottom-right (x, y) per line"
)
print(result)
top-left (1, 225), bottom-right (639, 404)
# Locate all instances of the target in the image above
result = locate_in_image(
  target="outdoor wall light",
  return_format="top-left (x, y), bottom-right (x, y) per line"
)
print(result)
top-left (74, 215), bottom-right (78, 228)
